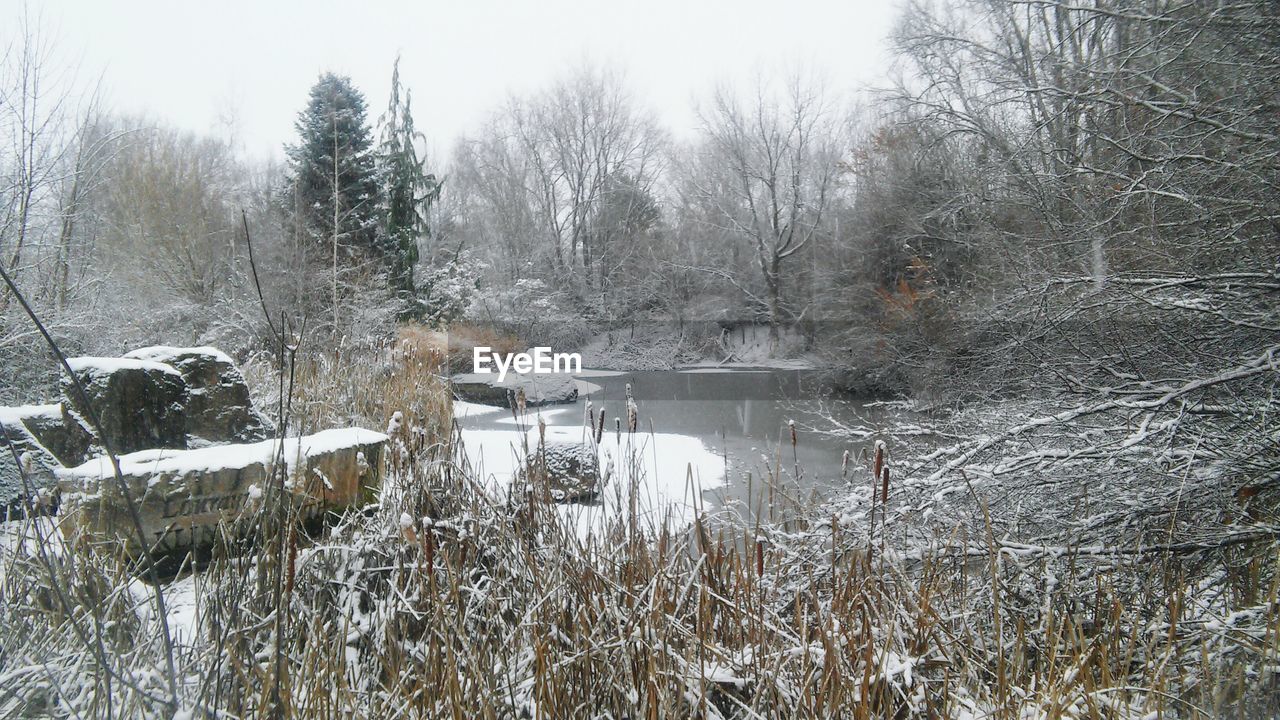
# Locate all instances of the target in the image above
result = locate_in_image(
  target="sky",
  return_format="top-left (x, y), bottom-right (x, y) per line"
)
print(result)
top-left (9, 0), bottom-right (902, 161)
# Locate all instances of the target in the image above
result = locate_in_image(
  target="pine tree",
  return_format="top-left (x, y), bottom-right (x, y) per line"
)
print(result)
top-left (377, 57), bottom-right (440, 310)
top-left (284, 73), bottom-right (382, 327)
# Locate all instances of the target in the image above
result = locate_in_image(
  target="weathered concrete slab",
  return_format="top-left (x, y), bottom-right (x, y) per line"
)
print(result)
top-left (452, 372), bottom-right (579, 407)
top-left (63, 357), bottom-right (188, 455)
top-left (124, 346), bottom-right (270, 444)
top-left (58, 428), bottom-right (387, 558)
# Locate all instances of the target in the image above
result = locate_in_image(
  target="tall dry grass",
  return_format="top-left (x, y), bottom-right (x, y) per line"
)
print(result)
top-left (2, 345), bottom-right (1277, 718)
top-left (393, 322), bottom-right (527, 376)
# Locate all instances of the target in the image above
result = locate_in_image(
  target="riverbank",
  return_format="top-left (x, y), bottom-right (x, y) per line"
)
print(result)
top-left (3, 342), bottom-right (1274, 717)
top-left (575, 321), bottom-right (824, 371)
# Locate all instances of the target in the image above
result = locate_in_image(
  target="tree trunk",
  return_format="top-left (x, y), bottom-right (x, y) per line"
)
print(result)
top-left (333, 112), bottom-right (341, 333)
top-left (767, 256), bottom-right (782, 342)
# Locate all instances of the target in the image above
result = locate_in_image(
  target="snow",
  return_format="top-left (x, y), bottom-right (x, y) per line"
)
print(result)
top-left (66, 356), bottom-right (182, 377)
top-left (458, 424), bottom-right (726, 535)
top-left (0, 403), bottom-right (62, 426)
top-left (574, 368), bottom-right (627, 377)
top-left (0, 517), bottom-right (66, 567)
top-left (123, 345), bottom-right (236, 366)
top-left (453, 400), bottom-right (504, 417)
top-left (702, 662), bottom-right (747, 688)
top-left (492, 407), bottom-right (575, 425)
top-left (117, 570), bottom-right (202, 649)
top-left (63, 428), bottom-right (388, 481)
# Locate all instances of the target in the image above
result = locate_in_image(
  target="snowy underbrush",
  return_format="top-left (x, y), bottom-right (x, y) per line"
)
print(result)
top-left (3, 401), bottom-right (1276, 717)
top-left (2, 302), bottom-right (1276, 717)
top-left (576, 321), bottom-right (817, 371)
top-left (802, 313), bottom-right (1280, 715)
top-left (238, 336), bottom-right (453, 444)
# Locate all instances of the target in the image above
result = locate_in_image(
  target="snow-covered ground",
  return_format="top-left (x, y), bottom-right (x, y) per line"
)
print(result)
top-left (2, 515), bottom-right (205, 673)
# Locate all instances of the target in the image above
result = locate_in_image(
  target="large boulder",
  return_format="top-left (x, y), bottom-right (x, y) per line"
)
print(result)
top-left (62, 357), bottom-right (187, 455)
top-left (525, 441), bottom-right (600, 503)
top-left (124, 346), bottom-right (270, 445)
top-left (452, 372), bottom-right (579, 407)
top-left (58, 428), bottom-right (387, 559)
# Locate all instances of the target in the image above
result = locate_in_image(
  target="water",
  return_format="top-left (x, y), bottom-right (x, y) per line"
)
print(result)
top-left (455, 368), bottom-right (905, 517)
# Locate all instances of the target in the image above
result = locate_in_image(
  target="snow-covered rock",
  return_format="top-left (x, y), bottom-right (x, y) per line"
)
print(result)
top-left (1, 402), bottom-right (93, 466)
top-left (58, 428), bottom-right (387, 559)
top-left (0, 442), bottom-right (60, 518)
top-left (124, 346), bottom-right (270, 444)
top-left (0, 404), bottom-right (83, 516)
top-left (62, 356), bottom-right (188, 455)
top-left (526, 441), bottom-right (600, 502)
top-left (451, 372), bottom-right (579, 407)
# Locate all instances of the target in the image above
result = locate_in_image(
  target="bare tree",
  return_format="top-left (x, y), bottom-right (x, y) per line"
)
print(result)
top-left (94, 120), bottom-right (242, 305)
top-left (0, 9), bottom-right (82, 311)
top-left (690, 72), bottom-right (842, 334)
top-left (449, 129), bottom-right (543, 282)
top-left (891, 0), bottom-right (1280, 285)
top-left (460, 66), bottom-right (665, 292)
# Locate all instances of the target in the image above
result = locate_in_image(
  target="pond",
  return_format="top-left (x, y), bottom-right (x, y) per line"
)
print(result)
top-left (454, 368), bottom-right (908, 528)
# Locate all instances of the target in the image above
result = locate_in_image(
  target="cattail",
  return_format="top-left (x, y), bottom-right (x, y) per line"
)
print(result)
top-left (873, 440), bottom-right (885, 482)
top-left (788, 419), bottom-right (797, 448)
top-left (881, 465), bottom-right (890, 504)
top-left (400, 512), bottom-right (418, 544)
top-left (424, 530), bottom-right (435, 575)
top-left (841, 449), bottom-right (850, 480)
top-left (627, 396), bottom-right (638, 433)
top-left (516, 387), bottom-right (527, 416)
top-left (538, 414), bottom-right (546, 444)
top-left (615, 417), bottom-right (621, 442)
top-left (285, 525), bottom-right (298, 597)
top-left (755, 538), bottom-right (765, 577)
top-left (595, 405), bottom-right (606, 444)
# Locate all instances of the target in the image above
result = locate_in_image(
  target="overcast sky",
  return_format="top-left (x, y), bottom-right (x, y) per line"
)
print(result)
top-left (10, 0), bottom-right (901, 161)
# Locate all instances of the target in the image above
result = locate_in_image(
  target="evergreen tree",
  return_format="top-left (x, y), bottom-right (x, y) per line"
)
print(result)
top-left (377, 57), bottom-right (441, 309)
top-left (285, 73), bottom-right (382, 286)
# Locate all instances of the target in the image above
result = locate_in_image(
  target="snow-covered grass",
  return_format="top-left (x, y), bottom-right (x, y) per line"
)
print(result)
top-left (2, 341), bottom-right (1277, 718)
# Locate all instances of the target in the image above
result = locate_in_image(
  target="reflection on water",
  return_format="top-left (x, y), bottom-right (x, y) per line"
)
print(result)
top-left (456, 368), bottom-right (906, 514)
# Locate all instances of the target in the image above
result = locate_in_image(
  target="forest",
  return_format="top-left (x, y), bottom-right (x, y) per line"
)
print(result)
top-left (1, 1), bottom-right (1277, 717)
